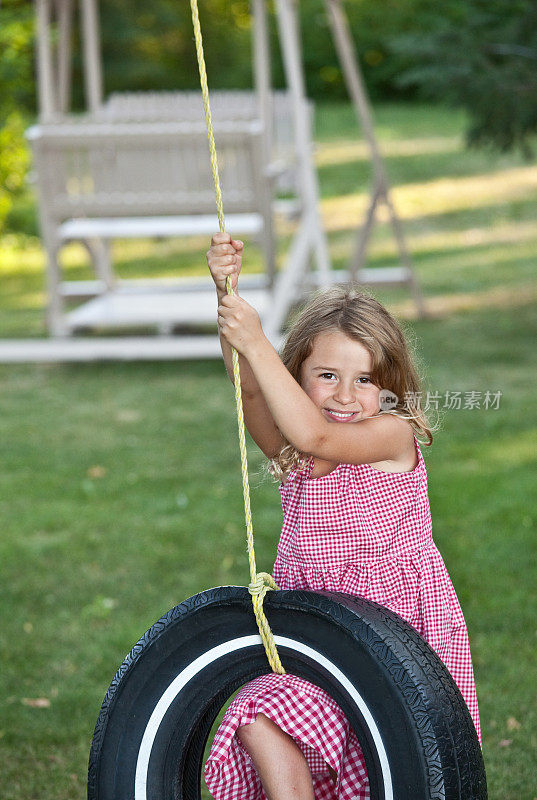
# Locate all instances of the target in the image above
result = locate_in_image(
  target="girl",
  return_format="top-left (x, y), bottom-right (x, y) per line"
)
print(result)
top-left (204, 232), bottom-right (481, 800)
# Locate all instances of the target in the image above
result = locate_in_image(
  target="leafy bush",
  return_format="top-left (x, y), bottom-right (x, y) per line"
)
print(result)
top-left (0, 1), bottom-right (35, 232)
top-left (0, 112), bottom-right (31, 233)
top-left (2, 0), bottom-right (536, 238)
top-left (390, 0), bottom-right (537, 155)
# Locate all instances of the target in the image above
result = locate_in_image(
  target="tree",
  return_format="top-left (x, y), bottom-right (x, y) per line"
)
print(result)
top-left (390, 0), bottom-right (537, 155)
top-left (0, 0), bottom-right (35, 231)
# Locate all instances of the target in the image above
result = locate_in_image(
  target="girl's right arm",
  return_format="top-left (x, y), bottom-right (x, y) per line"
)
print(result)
top-left (207, 233), bottom-right (285, 458)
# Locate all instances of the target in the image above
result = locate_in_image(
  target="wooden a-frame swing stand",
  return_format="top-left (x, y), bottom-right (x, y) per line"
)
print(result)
top-left (0, 0), bottom-right (424, 364)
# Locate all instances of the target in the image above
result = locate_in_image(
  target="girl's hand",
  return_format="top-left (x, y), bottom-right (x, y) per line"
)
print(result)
top-left (217, 293), bottom-right (265, 356)
top-left (206, 232), bottom-right (244, 294)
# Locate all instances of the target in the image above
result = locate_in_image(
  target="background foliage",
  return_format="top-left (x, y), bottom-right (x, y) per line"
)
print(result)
top-left (2, 0), bottom-right (537, 233)
top-left (0, 1), bottom-right (35, 231)
top-left (391, 0), bottom-right (537, 155)
top-left (2, 1), bottom-right (537, 228)
top-left (3, 1), bottom-right (536, 115)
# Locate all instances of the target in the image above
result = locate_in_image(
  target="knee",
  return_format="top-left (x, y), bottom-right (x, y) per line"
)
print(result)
top-left (237, 713), bottom-right (272, 745)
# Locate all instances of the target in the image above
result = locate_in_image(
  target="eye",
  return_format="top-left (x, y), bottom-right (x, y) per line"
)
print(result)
top-left (357, 376), bottom-right (371, 384)
top-left (320, 372), bottom-right (336, 380)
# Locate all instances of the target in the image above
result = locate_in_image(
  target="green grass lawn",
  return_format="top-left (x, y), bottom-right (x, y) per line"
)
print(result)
top-left (1, 102), bottom-right (536, 799)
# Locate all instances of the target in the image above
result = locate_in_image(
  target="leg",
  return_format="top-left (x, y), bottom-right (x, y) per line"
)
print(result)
top-left (85, 237), bottom-right (115, 289)
top-left (237, 713), bottom-right (315, 800)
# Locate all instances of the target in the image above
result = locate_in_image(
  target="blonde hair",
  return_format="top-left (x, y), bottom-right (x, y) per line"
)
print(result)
top-left (267, 286), bottom-right (434, 482)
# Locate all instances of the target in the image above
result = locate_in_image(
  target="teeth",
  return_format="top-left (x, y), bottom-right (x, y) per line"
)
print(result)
top-left (327, 410), bottom-right (355, 418)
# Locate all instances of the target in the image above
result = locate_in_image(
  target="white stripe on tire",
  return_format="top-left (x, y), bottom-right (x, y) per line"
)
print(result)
top-left (134, 634), bottom-right (393, 800)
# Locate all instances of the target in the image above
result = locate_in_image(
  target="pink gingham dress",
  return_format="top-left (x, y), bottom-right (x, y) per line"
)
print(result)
top-left (204, 436), bottom-right (481, 800)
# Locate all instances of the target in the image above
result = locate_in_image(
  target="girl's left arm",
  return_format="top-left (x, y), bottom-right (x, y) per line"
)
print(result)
top-left (217, 294), bottom-right (408, 465)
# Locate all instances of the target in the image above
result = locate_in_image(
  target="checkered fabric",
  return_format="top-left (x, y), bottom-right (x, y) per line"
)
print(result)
top-left (204, 438), bottom-right (481, 799)
top-left (204, 673), bottom-right (369, 800)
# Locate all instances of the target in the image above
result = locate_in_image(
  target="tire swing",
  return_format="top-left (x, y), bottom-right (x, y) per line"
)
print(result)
top-left (87, 4), bottom-right (487, 799)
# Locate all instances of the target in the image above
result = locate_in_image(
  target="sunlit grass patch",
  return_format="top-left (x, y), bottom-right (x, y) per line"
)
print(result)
top-left (321, 164), bottom-right (537, 231)
top-left (327, 217), bottom-right (537, 264)
top-left (0, 235), bottom-right (45, 275)
top-left (391, 281), bottom-right (537, 320)
top-left (315, 135), bottom-right (462, 167)
top-left (477, 429), bottom-right (537, 469)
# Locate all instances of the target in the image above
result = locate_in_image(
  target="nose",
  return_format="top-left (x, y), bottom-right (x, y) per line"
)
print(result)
top-left (333, 381), bottom-right (356, 405)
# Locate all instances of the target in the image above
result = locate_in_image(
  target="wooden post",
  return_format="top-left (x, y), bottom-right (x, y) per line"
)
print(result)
top-left (56, 0), bottom-right (73, 114)
top-left (36, 0), bottom-right (57, 120)
top-left (274, 0), bottom-right (331, 285)
top-left (324, 0), bottom-right (425, 315)
top-left (252, 0), bottom-right (276, 287)
top-left (252, 0), bottom-right (273, 155)
top-left (325, 0), bottom-right (385, 180)
top-left (79, 0), bottom-right (103, 114)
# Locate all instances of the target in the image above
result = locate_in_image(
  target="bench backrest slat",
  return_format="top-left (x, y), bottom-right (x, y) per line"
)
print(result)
top-left (28, 121), bottom-right (268, 222)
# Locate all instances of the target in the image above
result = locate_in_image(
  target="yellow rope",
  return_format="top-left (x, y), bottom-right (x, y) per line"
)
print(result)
top-left (190, 0), bottom-right (285, 675)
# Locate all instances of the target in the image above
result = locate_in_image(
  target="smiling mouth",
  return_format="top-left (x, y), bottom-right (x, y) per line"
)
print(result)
top-left (324, 408), bottom-right (360, 421)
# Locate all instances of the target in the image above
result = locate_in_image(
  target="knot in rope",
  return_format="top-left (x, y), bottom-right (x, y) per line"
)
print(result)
top-left (248, 571), bottom-right (279, 599)
top-left (248, 572), bottom-right (285, 675)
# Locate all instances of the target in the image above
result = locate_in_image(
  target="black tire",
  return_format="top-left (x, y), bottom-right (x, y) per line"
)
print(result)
top-left (88, 586), bottom-right (487, 800)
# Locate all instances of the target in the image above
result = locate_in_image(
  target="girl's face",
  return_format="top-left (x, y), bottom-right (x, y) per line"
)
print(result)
top-left (300, 330), bottom-right (381, 423)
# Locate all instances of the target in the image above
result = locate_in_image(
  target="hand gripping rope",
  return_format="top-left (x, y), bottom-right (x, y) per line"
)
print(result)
top-left (190, 0), bottom-right (285, 675)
